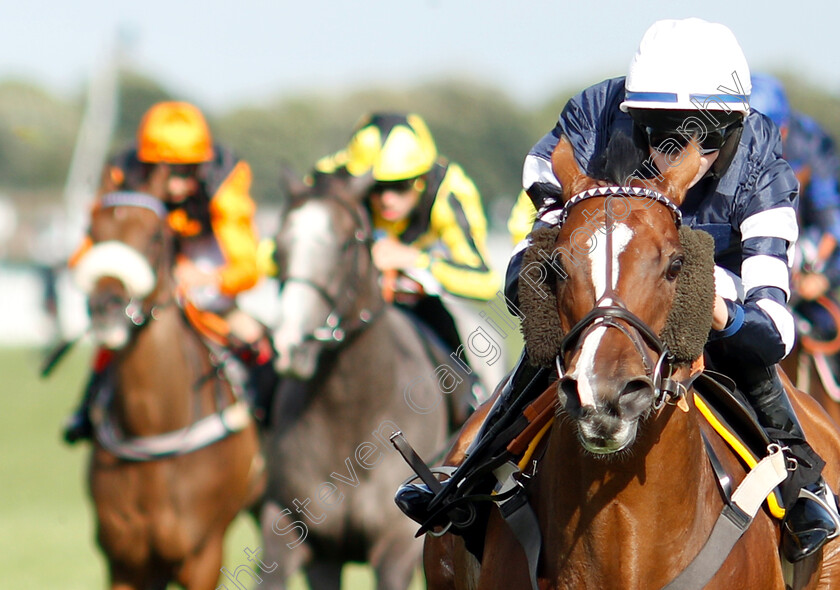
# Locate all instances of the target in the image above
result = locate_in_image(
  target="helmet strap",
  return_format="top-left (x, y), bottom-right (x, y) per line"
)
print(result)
top-left (709, 122), bottom-right (743, 179)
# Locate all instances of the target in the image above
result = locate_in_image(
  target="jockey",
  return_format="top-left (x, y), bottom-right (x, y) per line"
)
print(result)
top-left (396, 18), bottom-right (839, 562)
top-left (749, 73), bottom-right (840, 357)
top-left (311, 112), bottom-right (502, 403)
top-left (63, 101), bottom-right (277, 443)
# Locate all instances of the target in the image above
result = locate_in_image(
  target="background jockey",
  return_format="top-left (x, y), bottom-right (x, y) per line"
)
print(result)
top-left (309, 112), bottom-right (503, 403)
top-left (749, 73), bottom-right (840, 363)
top-left (63, 101), bottom-right (277, 442)
top-left (397, 18), bottom-right (839, 562)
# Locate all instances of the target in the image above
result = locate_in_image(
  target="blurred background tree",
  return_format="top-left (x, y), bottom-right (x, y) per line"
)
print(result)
top-left (0, 80), bottom-right (79, 192)
top-left (2, 67), bottom-right (838, 228)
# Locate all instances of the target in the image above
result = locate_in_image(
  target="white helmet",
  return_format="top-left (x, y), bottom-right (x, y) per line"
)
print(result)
top-left (620, 18), bottom-right (751, 114)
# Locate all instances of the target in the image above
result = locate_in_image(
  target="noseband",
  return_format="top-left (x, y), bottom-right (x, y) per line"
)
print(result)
top-left (552, 186), bottom-right (686, 408)
top-left (94, 191), bottom-right (170, 330)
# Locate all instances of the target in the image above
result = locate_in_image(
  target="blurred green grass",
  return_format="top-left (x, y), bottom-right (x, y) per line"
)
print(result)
top-left (0, 345), bottom-right (424, 589)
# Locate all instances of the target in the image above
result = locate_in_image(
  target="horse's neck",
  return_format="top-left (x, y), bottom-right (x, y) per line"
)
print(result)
top-left (113, 303), bottom-right (214, 435)
top-left (536, 405), bottom-right (718, 582)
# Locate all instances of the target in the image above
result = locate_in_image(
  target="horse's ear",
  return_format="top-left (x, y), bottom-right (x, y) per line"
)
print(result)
top-left (278, 162), bottom-right (309, 200)
top-left (646, 140), bottom-right (702, 206)
top-left (343, 171), bottom-right (376, 204)
top-left (97, 164), bottom-right (119, 197)
top-left (551, 135), bottom-right (590, 202)
top-left (144, 164), bottom-right (171, 201)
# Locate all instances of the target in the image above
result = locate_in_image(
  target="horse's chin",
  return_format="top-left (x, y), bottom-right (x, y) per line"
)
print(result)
top-left (92, 323), bottom-right (131, 350)
top-left (577, 420), bottom-right (638, 456)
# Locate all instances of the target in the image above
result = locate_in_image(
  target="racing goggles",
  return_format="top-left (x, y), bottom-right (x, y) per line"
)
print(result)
top-left (370, 178), bottom-right (418, 194)
top-left (645, 124), bottom-right (734, 156)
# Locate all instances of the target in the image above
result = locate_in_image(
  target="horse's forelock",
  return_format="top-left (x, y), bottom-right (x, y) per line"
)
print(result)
top-left (591, 132), bottom-right (648, 186)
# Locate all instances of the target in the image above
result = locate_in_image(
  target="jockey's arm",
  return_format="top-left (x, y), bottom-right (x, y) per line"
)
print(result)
top-left (709, 155), bottom-right (799, 366)
top-left (424, 164), bottom-right (500, 302)
top-left (208, 160), bottom-right (261, 296)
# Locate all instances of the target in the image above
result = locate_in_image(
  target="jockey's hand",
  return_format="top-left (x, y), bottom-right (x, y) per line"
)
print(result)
top-left (712, 294), bottom-right (729, 331)
top-left (372, 238), bottom-right (423, 271)
top-left (797, 272), bottom-right (830, 301)
top-left (175, 259), bottom-right (220, 289)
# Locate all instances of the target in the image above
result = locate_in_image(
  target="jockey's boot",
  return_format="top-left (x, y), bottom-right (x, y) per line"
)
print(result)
top-left (746, 366), bottom-right (840, 562)
top-left (247, 357), bottom-right (280, 427)
top-left (395, 350), bottom-right (548, 528)
top-left (62, 349), bottom-right (113, 444)
top-left (63, 396), bottom-right (94, 444)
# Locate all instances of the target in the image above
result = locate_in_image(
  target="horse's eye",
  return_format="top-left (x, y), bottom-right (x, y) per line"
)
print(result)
top-left (666, 256), bottom-right (684, 281)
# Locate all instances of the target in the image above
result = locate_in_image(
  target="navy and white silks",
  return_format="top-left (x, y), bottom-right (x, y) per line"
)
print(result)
top-left (506, 76), bottom-right (799, 367)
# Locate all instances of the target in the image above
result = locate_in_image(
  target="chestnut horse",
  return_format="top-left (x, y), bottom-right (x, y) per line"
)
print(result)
top-left (257, 171), bottom-right (468, 589)
top-left (72, 166), bottom-right (264, 589)
top-left (425, 137), bottom-right (840, 590)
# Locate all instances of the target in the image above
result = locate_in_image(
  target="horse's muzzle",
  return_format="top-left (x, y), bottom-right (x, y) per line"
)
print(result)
top-left (558, 375), bottom-right (655, 454)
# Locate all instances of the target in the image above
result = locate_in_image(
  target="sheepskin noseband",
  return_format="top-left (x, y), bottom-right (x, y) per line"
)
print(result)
top-left (73, 241), bottom-right (157, 299)
top-left (519, 224), bottom-right (715, 368)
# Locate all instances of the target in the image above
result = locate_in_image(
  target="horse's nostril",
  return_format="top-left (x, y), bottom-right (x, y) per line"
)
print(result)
top-left (618, 378), bottom-right (655, 416)
top-left (559, 377), bottom-right (582, 416)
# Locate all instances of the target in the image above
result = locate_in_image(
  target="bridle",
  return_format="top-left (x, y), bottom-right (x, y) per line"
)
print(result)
top-left (551, 186), bottom-right (686, 408)
top-left (93, 191), bottom-right (172, 332)
top-left (280, 194), bottom-right (385, 346)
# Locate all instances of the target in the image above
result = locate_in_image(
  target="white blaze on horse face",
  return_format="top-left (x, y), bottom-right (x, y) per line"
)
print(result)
top-left (274, 200), bottom-right (341, 378)
top-left (571, 325), bottom-right (607, 409)
top-left (588, 223), bottom-right (633, 302)
top-left (571, 222), bottom-right (634, 409)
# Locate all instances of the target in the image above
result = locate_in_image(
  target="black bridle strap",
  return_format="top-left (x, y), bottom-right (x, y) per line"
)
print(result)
top-left (560, 305), bottom-right (668, 359)
top-left (283, 277), bottom-right (339, 311)
top-left (546, 185), bottom-right (682, 228)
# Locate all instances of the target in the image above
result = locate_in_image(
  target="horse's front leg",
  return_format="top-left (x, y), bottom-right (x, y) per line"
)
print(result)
top-left (175, 531), bottom-right (224, 590)
top-left (257, 499), bottom-right (312, 590)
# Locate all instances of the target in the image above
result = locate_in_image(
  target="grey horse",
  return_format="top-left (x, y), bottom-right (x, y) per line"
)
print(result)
top-left (257, 171), bottom-right (470, 590)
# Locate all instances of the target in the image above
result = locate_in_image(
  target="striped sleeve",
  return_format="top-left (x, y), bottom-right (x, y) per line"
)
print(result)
top-left (711, 151), bottom-right (799, 364)
top-left (522, 130), bottom-right (562, 198)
